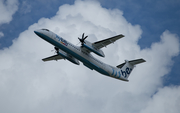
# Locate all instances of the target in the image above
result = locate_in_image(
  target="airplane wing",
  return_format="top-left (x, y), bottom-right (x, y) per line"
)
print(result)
top-left (92, 34), bottom-right (124, 49)
top-left (42, 54), bottom-right (64, 61)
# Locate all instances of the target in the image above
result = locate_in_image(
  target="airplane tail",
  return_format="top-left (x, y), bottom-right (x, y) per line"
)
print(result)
top-left (116, 58), bottom-right (146, 80)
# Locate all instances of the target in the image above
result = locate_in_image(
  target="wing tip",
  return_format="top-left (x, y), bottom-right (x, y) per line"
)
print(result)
top-left (120, 34), bottom-right (125, 37)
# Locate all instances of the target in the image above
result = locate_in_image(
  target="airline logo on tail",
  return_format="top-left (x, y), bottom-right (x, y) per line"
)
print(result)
top-left (121, 67), bottom-right (132, 78)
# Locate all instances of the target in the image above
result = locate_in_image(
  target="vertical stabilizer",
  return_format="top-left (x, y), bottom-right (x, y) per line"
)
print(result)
top-left (117, 59), bottom-right (146, 80)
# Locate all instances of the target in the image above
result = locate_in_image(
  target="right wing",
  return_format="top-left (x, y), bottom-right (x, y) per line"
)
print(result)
top-left (42, 55), bottom-right (64, 61)
top-left (92, 34), bottom-right (124, 50)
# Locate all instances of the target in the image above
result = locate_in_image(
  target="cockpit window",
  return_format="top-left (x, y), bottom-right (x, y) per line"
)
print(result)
top-left (42, 29), bottom-right (49, 31)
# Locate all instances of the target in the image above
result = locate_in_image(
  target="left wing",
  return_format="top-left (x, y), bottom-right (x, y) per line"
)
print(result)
top-left (42, 55), bottom-right (64, 61)
top-left (42, 49), bottom-right (80, 65)
top-left (92, 34), bottom-right (124, 49)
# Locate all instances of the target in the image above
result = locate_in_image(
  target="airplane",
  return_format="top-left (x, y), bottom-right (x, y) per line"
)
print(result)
top-left (34, 29), bottom-right (146, 81)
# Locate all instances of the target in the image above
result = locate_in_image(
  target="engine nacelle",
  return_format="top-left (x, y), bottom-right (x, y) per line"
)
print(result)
top-left (58, 49), bottom-right (80, 65)
top-left (83, 40), bottom-right (105, 57)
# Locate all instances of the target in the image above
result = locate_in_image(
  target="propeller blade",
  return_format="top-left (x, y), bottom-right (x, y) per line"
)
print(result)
top-left (84, 36), bottom-right (88, 40)
top-left (78, 33), bottom-right (88, 46)
top-left (54, 47), bottom-right (59, 54)
top-left (82, 33), bottom-right (84, 39)
top-left (76, 41), bottom-right (81, 45)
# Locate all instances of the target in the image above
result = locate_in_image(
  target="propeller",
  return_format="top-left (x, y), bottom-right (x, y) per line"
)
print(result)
top-left (78, 33), bottom-right (88, 45)
top-left (51, 47), bottom-right (59, 54)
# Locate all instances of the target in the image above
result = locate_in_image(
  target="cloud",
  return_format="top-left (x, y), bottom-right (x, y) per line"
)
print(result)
top-left (19, 1), bottom-right (31, 14)
top-left (0, 0), bottom-right (18, 40)
top-left (0, 0), bottom-right (19, 25)
top-left (0, 32), bottom-right (4, 38)
top-left (140, 86), bottom-right (180, 113)
top-left (0, 0), bottom-right (179, 113)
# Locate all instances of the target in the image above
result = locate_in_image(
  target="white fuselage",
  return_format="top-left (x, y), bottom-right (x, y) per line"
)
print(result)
top-left (34, 29), bottom-right (128, 81)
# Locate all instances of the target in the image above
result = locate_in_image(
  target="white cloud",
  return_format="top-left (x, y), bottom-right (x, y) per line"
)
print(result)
top-left (0, 0), bottom-right (19, 25)
top-left (0, 0), bottom-right (18, 39)
top-left (19, 1), bottom-right (31, 14)
top-left (0, 0), bottom-right (179, 113)
top-left (0, 32), bottom-right (4, 38)
top-left (140, 86), bottom-right (180, 113)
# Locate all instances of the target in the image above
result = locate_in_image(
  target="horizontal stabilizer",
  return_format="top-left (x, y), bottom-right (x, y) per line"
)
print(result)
top-left (129, 58), bottom-right (146, 65)
top-left (42, 55), bottom-right (64, 61)
top-left (117, 58), bottom-right (146, 68)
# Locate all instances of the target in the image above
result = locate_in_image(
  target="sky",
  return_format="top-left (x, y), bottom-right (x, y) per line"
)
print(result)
top-left (0, 0), bottom-right (179, 113)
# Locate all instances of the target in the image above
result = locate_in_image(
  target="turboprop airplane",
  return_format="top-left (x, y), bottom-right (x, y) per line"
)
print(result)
top-left (34, 29), bottom-right (145, 81)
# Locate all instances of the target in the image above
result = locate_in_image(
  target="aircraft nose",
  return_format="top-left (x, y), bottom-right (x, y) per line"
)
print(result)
top-left (34, 30), bottom-right (40, 35)
top-left (34, 29), bottom-right (43, 36)
top-left (34, 30), bottom-right (38, 34)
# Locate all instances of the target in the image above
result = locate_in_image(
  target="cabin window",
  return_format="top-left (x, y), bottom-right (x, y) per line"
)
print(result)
top-left (42, 29), bottom-right (49, 31)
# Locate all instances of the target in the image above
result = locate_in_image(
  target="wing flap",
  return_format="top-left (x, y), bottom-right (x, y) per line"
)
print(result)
top-left (92, 34), bottom-right (124, 49)
top-left (42, 54), bottom-right (64, 61)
